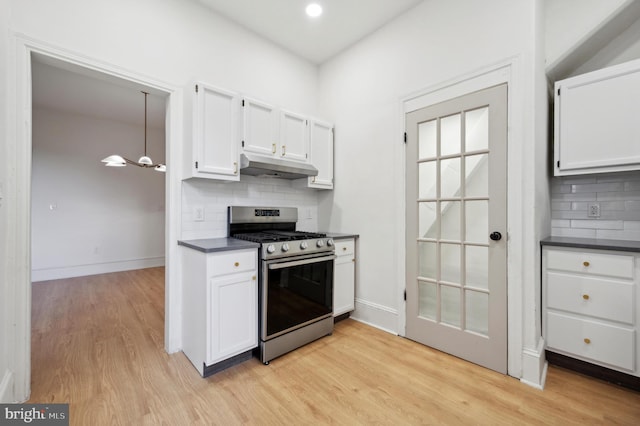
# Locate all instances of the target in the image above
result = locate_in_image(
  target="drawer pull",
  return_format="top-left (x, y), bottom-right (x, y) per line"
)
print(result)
top-left (343, 247), bottom-right (347, 251)
top-left (582, 294), bottom-right (590, 300)
top-left (583, 261), bottom-right (590, 267)
top-left (584, 338), bottom-right (591, 344)
top-left (234, 262), bottom-right (240, 267)
top-left (252, 276), bottom-right (256, 281)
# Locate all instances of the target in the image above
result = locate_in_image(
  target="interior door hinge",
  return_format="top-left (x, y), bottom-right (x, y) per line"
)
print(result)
top-left (242, 99), bottom-right (245, 107)
top-left (242, 141), bottom-right (245, 147)
top-left (557, 160), bottom-right (560, 168)
top-left (195, 84), bottom-right (198, 93)
top-left (557, 87), bottom-right (560, 96)
top-left (195, 161), bottom-right (198, 169)
top-left (404, 290), bottom-right (407, 301)
top-left (404, 132), bottom-right (407, 144)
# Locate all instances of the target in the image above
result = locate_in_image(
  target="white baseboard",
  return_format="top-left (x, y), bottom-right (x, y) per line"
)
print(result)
top-left (350, 298), bottom-right (399, 335)
top-left (31, 256), bottom-right (165, 282)
top-left (520, 338), bottom-right (547, 389)
top-left (0, 369), bottom-right (13, 403)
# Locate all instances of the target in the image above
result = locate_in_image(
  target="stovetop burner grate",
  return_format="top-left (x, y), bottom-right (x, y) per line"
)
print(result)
top-left (232, 230), bottom-right (327, 243)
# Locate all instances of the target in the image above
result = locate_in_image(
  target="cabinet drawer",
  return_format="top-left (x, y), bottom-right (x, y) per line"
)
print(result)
top-left (545, 249), bottom-right (634, 279)
top-left (546, 311), bottom-right (635, 371)
top-left (208, 250), bottom-right (256, 276)
top-left (546, 272), bottom-right (634, 324)
top-left (335, 240), bottom-right (354, 257)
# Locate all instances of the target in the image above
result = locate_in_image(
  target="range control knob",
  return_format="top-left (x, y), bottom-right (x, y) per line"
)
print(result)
top-left (316, 239), bottom-right (325, 248)
top-left (281, 243), bottom-right (290, 252)
top-left (266, 244), bottom-right (276, 254)
top-left (327, 239), bottom-right (334, 247)
top-left (300, 241), bottom-right (308, 250)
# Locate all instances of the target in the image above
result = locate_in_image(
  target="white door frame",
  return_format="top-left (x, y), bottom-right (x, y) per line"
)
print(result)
top-left (6, 33), bottom-right (183, 401)
top-left (399, 57), bottom-right (527, 380)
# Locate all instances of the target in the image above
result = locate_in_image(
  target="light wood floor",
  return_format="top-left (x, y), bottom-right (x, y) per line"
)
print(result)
top-left (30, 268), bottom-right (640, 425)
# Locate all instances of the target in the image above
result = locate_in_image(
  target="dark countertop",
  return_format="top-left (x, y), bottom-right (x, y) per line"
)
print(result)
top-left (324, 232), bottom-right (359, 240)
top-left (541, 236), bottom-right (640, 253)
top-left (178, 238), bottom-right (260, 253)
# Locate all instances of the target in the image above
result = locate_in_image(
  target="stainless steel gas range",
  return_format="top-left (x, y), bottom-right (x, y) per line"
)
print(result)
top-left (228, 206), bottom-right (336, 364)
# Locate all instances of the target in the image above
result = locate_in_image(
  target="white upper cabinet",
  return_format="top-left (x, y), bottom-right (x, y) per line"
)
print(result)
top-left (554, 59), bottom-right (640, 176)
top-left (242, 97), bottom-right (279, 157)
top-left (242, 97), bottom-right (310, 163)
top-left (280, 109), bottom-right (309, 162)
top-left (307, 119), bottom-right (334, 189)
top-left (186, 83), bottom-right (240, 181)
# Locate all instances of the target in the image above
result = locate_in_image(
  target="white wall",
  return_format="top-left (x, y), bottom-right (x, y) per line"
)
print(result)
top-left (31, 106), bottom-right (166, 281)
top-left (317, 0), bottom-right (549, 384)
top-left (545, 0), bottom-right (630, 68)
top-left (1, 0), bottom-right (320, 402)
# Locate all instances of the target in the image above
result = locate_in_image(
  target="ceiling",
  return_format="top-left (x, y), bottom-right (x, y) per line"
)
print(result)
top-left (32, 53), bottom-right (167, 129)
top-left (197, 0), bottom-right (424, 64)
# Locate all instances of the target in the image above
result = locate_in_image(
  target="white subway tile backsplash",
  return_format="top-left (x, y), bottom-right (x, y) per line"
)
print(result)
top-left (551, 172), bottom-right (640, 241)
top-left (571, 182), bottom-right (624, 193)
top-left (551, 201), bottom-right (570, 210)
top-left (569, 219), bottom-right (623, 230)
top-left (181, 175), bottom-right (320, 240)
top-left (551, 227), bottom-right (597, 238)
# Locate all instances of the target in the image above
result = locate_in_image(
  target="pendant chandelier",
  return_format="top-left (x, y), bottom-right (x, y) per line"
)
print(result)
top-left (101, 91), bottom-right (166, 172)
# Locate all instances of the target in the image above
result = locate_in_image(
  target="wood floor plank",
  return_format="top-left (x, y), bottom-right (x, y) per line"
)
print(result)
top-left (30, 268), bottom-right (640, 425)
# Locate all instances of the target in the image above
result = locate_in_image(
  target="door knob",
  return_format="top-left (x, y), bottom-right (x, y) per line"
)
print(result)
top-left (490, 231), bottom-right (502, 241)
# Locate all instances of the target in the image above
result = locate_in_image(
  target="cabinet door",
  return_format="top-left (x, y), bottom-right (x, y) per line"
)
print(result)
top-left (280, 110), bottom-right (309, 162)
top-left (207, 272), bottom-right (258, 365)
top-left (333, 239), bottom-right (355, 316)
top-left (242, 97), bottom-right (279, 157)
top-left (194, 83), bottom-right (240, 180)
top-left (555, 60), bottom-right (640, 176)
top-left (308, 120), bottom-right (334, 189)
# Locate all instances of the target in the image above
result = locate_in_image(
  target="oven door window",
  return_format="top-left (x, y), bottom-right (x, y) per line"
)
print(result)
top-left (266, 258), bottom-right (334, 338)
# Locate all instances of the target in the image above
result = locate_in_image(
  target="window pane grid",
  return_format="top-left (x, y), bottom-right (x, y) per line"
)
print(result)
top-left (416, 108), bottom-right (491, 331)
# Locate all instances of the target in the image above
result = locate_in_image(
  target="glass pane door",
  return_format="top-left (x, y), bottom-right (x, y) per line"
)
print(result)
top-left (417, 107), bottom-right (491, 336)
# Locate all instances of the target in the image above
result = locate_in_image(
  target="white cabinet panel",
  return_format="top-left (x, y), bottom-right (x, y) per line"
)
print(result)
top-left (242, 97), bottom-right (279, 157)
top-left (545, 249), bottom-right (634, 279)
top-left (546, 311), bottom-right (634, 371)
top-left (308, 120), bottom-right (334, 189)
top-left (554, 59), bottom-right (640, 176)
top-left (280, 110), bottom-right (308, 162)
top-left (181, 247), bottom-right (258, 376)
top-left (546, 272), bottom-right (633, 324)
top-left (186, 83), bottom-right (240, 181)
top-left (207, 272), bottom-right (258, 365)
top-left (542, 245), bottom-right (639, 377)
top-left (333, 239), bottom-right (355, 316)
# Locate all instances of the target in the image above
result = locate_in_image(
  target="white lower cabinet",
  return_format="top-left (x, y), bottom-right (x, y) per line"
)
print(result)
top-left (333, 238), bottom-right (356, 317)
top-left (542, 246), bottom-right (639, 376)
top-left (182, 247), bottom-right (258, 376)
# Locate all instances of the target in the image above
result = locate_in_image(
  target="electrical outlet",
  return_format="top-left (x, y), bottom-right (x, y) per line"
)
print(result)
top-left (194, 206), bottom-right (205, 221)
top-left (587, 203), bottom-right (600, 218)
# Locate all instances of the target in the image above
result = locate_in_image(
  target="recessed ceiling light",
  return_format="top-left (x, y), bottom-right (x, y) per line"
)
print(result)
top-left (306, 3), bottom-right (323, 18)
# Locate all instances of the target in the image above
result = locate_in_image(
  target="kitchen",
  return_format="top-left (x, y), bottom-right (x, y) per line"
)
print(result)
top-left (2, 0), bottom-right (640, 422)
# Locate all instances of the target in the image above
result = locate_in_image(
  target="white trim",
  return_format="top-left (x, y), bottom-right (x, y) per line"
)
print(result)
top-left (0, 370), bottom-right (14, 403)
top-left (31, 257), bottom-right (166, 282)
top-left (520, 338), bottom-right (547, 390)
top-left (351, 298), bottom-right (399, 335)
top-left (7, 33), bottom-right (183, 401)
top-left (399, 57), bottom-right (528, 381)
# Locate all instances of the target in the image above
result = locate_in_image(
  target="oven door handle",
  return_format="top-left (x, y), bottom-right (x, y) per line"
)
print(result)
top-left (267, 254), bottom-right (337, 270)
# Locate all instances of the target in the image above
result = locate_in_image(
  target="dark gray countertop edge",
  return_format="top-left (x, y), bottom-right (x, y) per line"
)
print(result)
top-left (324, 232), bottom-right (359, 240)
top-left (178, 238), bottom-right (260, 253)
top-left (541, 236), bottom-right (640, 253)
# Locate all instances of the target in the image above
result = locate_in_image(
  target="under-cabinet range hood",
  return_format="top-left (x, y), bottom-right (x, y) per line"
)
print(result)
top-left (239, 153), bottom-right (318, 179)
